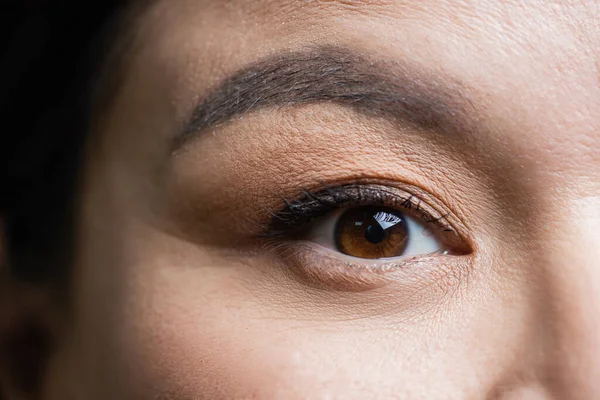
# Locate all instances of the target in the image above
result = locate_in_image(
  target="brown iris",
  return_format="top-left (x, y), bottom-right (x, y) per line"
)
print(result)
top-left (334, 206), bottom-right (409, 259)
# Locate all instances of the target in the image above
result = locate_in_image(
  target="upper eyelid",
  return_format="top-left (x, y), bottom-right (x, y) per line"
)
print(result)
top-left (264, 183), bottom-right (457, 237)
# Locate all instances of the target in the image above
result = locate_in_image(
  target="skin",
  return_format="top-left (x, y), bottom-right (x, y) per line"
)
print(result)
top-left (3, 0), bottom-right (600, 398)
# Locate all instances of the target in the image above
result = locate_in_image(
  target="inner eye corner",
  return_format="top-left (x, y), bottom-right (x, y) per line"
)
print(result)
top-left (441, 228), bottom-right (475, 257)
top-left (404, 198), bottom-right (474, 254)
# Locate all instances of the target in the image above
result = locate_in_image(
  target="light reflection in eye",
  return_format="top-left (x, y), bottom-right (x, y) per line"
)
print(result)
top-left (307, 206), bottom-right (444, 260)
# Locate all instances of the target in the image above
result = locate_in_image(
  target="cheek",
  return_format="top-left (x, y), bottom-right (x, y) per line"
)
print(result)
top-left (111, 261), bottom-right (367, 399)
top-left (102, 260), bottom-right (505, 399)
top-left (103, 244), bottom-right (412, 398)
top-left (68, 217), bottom-right (534, 399)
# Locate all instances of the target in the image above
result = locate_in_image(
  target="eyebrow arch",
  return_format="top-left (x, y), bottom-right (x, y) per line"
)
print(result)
top-left (175, 45), bottom-right (474, 148)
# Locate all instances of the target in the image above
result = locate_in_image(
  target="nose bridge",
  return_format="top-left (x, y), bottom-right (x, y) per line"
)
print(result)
top-left (540, 196), bottom-right (600, 396)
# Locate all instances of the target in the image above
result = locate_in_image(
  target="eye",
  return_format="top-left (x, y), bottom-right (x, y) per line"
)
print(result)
top-left (264, 183), bottom-right (468, 264)
top-left (261, 183), bottom-right (470, 291)
top-left (307, 206), bottom-right (445, 260)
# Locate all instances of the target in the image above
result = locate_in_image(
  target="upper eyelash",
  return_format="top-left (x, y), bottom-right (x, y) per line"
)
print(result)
top-left (262, 183), bottom-right (455, 238)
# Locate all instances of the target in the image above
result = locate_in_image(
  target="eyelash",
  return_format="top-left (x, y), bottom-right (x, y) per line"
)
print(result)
top-left (245, 181), bottom-right (474, 292)
top-left (261, 183), bottom-right (456, 240)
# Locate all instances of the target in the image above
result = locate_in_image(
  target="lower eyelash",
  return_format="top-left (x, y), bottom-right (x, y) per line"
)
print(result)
top-left (263, 238), bottom-right (446, 269)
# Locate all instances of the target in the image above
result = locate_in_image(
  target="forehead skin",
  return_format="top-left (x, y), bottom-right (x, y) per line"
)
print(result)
top-left (48, 0), bottom-right (600, 399)
top-left (114, 0), bottom-right (600, 185)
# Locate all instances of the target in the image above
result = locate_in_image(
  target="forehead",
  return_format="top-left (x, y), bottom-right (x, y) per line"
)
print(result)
top-left (137, 0), bottom-right (600, 72)
top-left (106, 0), bottom-right (600, 177)
top-left (129, 0), bottom-right (599, 113)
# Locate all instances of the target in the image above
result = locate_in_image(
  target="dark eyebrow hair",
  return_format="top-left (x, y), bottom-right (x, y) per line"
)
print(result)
top-left (176, 46), bottom-right (474, 147)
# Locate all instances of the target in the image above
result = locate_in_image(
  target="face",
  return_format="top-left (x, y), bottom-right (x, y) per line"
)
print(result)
top-left (43, 0), bottom-right (600, 398)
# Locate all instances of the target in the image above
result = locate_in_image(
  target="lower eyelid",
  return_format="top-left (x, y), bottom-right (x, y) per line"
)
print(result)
top-left (299, 240), bottom-right (431, 266)
top-left (269, 240), bottom-right (462, 293)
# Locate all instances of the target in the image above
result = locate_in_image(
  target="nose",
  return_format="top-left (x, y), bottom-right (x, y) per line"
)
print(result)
top-left (540, 197), bottom-right (600, 399)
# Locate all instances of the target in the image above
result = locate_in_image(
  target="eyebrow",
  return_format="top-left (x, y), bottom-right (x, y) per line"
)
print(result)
top-left (176, 46), bottom-right (474, 147)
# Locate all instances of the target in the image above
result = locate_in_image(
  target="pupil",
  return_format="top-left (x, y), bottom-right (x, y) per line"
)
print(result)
top-left (365, 223), bottom-right (385, 244)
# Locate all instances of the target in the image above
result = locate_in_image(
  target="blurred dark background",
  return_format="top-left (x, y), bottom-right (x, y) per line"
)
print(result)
top-left (1, 2), bottom-right (121, 397)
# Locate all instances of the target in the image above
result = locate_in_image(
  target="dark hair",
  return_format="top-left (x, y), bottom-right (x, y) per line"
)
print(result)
top-left (0, 1), bottom-right (126, 291)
